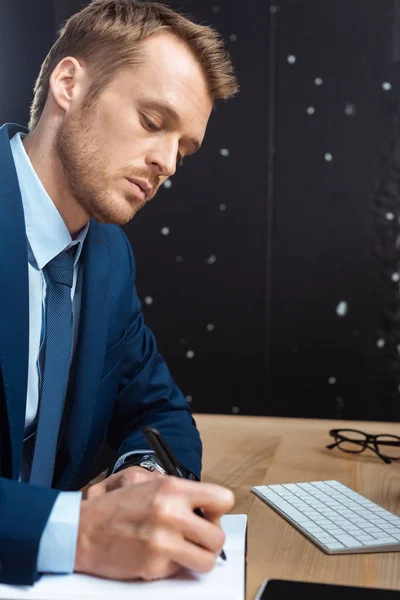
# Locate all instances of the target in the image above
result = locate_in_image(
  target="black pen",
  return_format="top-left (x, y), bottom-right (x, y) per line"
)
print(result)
top-left (142, 426), bottom-right (227, 561)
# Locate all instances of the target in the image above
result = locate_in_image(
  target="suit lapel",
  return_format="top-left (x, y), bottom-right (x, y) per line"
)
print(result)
top-left (54, 220), bottom-right (110, 489)
top-left (0, 124), bottom-right (30, 479)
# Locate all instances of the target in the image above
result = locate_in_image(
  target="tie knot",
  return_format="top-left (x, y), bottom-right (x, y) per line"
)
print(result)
top-left (45, 247), bottom-right (76, 288)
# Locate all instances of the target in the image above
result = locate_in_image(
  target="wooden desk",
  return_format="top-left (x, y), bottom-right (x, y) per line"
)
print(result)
top-left (194, 414), bottom-right (400, 599)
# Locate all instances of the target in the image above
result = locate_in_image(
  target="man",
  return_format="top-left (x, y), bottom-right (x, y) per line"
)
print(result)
top-left (0, 0), bottom-right (239, 587)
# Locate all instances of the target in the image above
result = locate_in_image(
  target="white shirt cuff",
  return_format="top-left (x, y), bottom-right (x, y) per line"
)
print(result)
top-left (37, 491), bottom-right (82, 573)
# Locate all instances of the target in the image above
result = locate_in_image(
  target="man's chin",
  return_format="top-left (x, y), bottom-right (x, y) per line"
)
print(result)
top-left (90, 198), bottom-right (139, 225)
top-left (94, 211), bottom-right (136, 226)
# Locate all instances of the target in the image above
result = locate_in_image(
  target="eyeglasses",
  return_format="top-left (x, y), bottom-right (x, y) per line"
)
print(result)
top-left (326, 429), bottom-right (400, 464)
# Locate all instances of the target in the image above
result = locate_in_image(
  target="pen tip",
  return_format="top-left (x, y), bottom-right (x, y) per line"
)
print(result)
top-left (220, 549), bottom-right (227, 561)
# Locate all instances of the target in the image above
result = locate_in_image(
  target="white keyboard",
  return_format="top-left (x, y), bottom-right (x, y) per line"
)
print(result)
top-left (252, 480), bottom-right (400, 554)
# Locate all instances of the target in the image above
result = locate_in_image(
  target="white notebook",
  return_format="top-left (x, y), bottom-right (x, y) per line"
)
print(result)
top-left (0, 514), bottom-right (247, 600)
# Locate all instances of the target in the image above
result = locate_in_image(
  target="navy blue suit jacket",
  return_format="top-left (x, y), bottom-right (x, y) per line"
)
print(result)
top-left (0, 123), bottom-right (202, 585)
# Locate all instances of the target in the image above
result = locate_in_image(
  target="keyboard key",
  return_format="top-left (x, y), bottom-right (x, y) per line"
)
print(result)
top-left (317, 535), bottom-right (336, 542)
top-left (306, 527), bottom-right (325, 534)
top-left (363, 537), bottom-right (397, 546)
top-left (324, 542), bottom-right (345, 550)
top-left (332, 534), bottom-right (360, 548)
top-left (327, 528), bottom-right (345, 535)
top-left (254, 489), bottom-right (308, 522)
top-left (353, 535), bottom-right (376, 543)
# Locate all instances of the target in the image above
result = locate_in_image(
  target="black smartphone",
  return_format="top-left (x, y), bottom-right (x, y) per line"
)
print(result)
top-left (256, 579), bottom-right (400, 599)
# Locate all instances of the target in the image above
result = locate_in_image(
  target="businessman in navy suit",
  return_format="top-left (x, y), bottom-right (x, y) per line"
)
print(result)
top-left (0, 0), bottom-right (239, 587)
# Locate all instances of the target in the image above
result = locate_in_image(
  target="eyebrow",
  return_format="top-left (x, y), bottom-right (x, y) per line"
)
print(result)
top-left (140, 99), bottom-right (202, 153)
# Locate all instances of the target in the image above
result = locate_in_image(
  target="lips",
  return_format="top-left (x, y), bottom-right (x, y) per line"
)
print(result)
top-left (126, 178), bottom-right (152, 201)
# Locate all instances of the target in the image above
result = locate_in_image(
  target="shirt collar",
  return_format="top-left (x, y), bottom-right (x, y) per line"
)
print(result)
top-left (9, 131), bottom-right (89, 270)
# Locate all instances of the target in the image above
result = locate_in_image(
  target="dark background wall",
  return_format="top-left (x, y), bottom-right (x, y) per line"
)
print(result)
top-left (1, 0), bottom-right (399, 422)
top-left (0, 1), bottom-right (54, 123)
top-left (270, 0), bottom-right (400, 422)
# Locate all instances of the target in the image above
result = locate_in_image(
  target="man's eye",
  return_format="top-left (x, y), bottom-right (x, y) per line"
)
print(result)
top-left (142, 115), bottom-right (184, 167)
top-left (143, 116), bottom-right (160, 132)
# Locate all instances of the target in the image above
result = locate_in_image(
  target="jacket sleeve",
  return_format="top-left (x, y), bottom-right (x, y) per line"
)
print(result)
top-left (106, 232), bottom-right (202, 479)
top-left (0, 477), bottom-right (59, 585)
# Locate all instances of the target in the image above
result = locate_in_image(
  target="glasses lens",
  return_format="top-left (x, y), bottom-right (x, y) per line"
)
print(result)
top-left (375, 435), bottom-right (400, 460)
top-left (335, 429), bottom-right (367, 453)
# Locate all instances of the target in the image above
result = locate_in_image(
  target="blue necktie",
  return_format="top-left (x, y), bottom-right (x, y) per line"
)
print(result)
top-left (29, 247), bottom-right (75, 488)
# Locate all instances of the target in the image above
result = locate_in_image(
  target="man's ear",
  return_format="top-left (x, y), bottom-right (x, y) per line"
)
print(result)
top-left (49, 56), bottom-right (86, 113)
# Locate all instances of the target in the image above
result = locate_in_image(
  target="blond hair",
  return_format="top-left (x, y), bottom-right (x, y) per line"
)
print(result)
top-left (28, 0), bottom-right (239, 130)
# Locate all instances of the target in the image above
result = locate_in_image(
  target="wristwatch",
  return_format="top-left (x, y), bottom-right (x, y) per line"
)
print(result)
top-left (113, 451), bottom-right (195, 479)
top-left (137, 454), bottom-right (168, 475)
top-left (117, 452), bottom-right (168, 476)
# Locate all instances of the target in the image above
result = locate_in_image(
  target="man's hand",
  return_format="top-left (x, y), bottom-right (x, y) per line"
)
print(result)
top-left (75, 476), bottom-right (234, 581)
top-left (84, 466), bottom-right (163, 499)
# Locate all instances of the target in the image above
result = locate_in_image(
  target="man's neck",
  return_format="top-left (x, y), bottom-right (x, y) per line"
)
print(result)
top-left (22, 129), bottom-right (89, 238)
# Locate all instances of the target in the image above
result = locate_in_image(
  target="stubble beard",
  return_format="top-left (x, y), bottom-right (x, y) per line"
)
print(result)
top-left (55, 105), bottom-right (138, 226)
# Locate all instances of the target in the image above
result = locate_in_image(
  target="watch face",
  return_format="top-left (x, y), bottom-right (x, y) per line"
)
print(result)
top-left (142, 458), bottom-right (167, 475)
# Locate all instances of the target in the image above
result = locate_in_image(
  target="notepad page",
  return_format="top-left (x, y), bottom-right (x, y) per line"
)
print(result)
top-left (0, 514), bottom-right (247, 600)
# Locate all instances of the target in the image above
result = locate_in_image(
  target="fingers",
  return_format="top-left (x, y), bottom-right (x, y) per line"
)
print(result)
top-left (143, 479), bottom-right (228, 555)
top-left (161, 477), bottom-right (235, 515)
top-left (139, 528), bottom-right (219, 579)
top-left (189, 482), bottom-right (234, 514)
top-left (168, 534), bottom-right (220, 574)
top-left (154, 506), bottom-right (226, 555)
top-left (184, 514), bottom-right (226, 555)
top-left (144, 478), bottom-right (233, 550)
